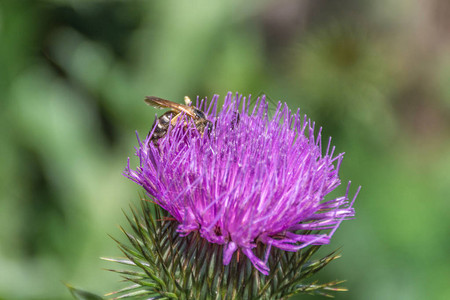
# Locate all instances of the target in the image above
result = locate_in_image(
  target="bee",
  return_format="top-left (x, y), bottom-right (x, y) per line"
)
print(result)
top-left (145, 96), bottom-right (213, 145)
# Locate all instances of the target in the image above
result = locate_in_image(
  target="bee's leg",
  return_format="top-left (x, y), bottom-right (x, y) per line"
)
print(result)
top-left (204, 120), bottom-right (214, 137)
top-left (169, 113), bottom-right (181, 126)
top-left (231, 112), bottom-right (240, 129)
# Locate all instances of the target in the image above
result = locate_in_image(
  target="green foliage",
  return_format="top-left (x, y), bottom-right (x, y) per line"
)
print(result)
top-left (105, 199), bottom-right (345, 300)
top-left (65, 283), bottom-right (104, 300)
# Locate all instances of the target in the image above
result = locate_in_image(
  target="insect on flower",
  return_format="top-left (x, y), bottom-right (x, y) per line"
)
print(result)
top-left (127, 93), bottom-right (359, 276)
top-left (145, 96), bottom-right (213, 145)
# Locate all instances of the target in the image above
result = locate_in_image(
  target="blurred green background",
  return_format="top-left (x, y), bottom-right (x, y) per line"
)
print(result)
top-left (1, 0), bottom-right (449, 299)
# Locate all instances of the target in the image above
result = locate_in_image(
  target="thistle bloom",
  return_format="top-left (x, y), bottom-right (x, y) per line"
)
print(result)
top-left (125, 92), bottom-right (358, 275)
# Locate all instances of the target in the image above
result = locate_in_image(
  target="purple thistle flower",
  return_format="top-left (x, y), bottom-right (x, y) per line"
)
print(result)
top-left (125, 92), bottom-right (359, 275)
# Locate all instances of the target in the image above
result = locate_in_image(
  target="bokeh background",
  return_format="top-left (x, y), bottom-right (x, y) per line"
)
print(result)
top-left (1, 0), bottom-right (450, 299)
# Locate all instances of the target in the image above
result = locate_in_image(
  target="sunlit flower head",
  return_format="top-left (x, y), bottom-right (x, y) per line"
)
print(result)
top-left (125, 92), bottom-right (358, 275)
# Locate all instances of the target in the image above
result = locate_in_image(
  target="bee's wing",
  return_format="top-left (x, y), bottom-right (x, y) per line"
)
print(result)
top-left (145, 96), bottom-right (196, 118)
